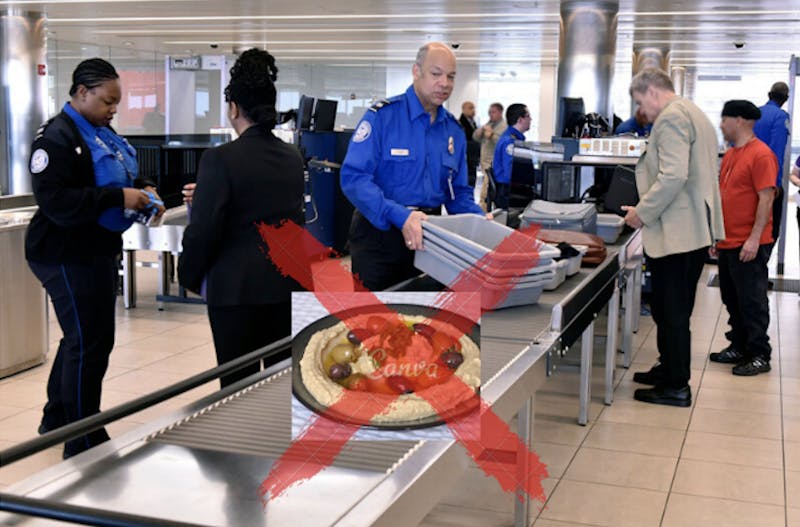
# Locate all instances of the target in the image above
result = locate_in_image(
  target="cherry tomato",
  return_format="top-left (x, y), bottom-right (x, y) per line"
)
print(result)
top-left (386, 375), bottom-right (415, 394)
top-left (366, 316), bottom-right (388, 334)
top-left (345, 373), bottom-right (369, 391)
top-left (414, 363), bottom-right (452, 389)
top-left (365, 376), bottom-right (397, 395)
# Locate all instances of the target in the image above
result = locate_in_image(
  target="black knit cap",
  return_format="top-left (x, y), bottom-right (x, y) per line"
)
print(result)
top-left (721, 100), bottom-right (761, 120)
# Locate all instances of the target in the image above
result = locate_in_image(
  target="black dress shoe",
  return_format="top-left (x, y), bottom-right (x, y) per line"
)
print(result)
top-left (709, 346), bottom-right (743, 364)
top-left (633, 363), bottom-right (664, 385)
top-left (634, 385), bottom-right (692, 407)
top-left (732, 356), bottom-right (770, 376)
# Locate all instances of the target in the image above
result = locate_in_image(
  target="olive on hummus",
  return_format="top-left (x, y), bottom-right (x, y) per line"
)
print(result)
top-left (298, 312), bottom-right (480, 424)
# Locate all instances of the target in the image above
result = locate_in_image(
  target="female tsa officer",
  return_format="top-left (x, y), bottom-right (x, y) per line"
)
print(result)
top-left (26, 58), bottom-right (164, 458)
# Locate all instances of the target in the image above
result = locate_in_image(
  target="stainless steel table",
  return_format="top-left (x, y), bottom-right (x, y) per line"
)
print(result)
top-left (121, 205), bottom-right (198, 309)
top-left (0, 204), bottom-right (48, 378)
top-left (0, 231), bottom-right (642, 527)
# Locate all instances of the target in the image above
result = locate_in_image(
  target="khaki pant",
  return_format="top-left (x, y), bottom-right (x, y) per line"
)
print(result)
top-left (478, 162), bottom-right (491, 212)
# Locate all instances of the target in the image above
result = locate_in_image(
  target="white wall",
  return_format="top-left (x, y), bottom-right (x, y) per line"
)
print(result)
top-left (449, 63), bottom-right (479, 121)
top-left (538, 63), bottom-right (558, 142)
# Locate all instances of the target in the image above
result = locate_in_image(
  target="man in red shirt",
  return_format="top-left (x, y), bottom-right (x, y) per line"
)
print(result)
top-left (710, 100), bottom-right (776, 376)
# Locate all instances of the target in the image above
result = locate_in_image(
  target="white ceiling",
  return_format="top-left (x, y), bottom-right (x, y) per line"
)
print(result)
top-left (12, 0), bottom-right (800, 71)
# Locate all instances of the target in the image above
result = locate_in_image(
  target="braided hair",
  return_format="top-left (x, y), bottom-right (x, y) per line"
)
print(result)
top-left (69, 58), bottom-right (119, 96)
top-left (225, 48), bottom-right (279, 130)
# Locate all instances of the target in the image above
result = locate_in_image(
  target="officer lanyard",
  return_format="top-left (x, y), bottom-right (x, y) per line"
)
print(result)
top-left (446, 135), bottom-right (455, 200)
top-left (96, 130), bottom-right (135, 183)
top-left (447, 170), bottom-right (455, 200)
top-left (423, 127), bottom-right (456, 201)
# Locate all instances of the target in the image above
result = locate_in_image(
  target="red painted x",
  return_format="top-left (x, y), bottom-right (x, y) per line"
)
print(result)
top-left (256, 219), bottom-right (549, 508)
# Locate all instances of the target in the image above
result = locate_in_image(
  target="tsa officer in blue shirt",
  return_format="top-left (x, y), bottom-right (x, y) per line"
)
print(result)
top-left (753, 81), bottom-right (790, 244)
top-left (615, 106), bottom-right (652, 137)
top-left (492, 104), bottom-right (531, 210)
top-left (341, 42), bottom-right (485, 291)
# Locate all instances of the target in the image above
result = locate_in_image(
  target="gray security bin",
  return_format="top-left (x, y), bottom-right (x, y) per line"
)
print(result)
top-left (520, 200), bottom-right (597, 234)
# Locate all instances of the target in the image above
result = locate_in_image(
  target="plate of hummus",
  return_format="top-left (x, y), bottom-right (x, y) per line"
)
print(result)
top-left (292, 303), bottom-right (480, 429)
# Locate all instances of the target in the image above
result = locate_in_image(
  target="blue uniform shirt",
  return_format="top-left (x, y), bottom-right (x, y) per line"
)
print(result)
top-left (754, 100), bottom-right (790, 186)
top-left (492, 127), bottom-right (526, 185)
top-left (63, 102), bottom-right (138, 232)
top-left (340, 85), bottom-right (483, 231)
top-left (615, 116), bottom-right (651, 137)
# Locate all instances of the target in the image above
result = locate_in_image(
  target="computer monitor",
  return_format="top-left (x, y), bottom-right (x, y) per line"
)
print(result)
top-left (557, 96), bottom-right (586, 138)
top-left (542, 162), bottom-right (581, 202)
top-left (297, 95), bottom-right (315, 130)
top-left (603, 165), bottom-right (638, 216)
top-left (313, 99), bottom-right (338, 131)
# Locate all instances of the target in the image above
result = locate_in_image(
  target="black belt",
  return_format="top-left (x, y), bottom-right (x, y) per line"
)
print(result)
top-left (407, 206), bottom-right (442, 216)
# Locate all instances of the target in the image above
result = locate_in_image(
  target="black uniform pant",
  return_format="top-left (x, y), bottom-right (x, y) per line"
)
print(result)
top-left (207, 301), bottom-right (291, 388)
top-left (718, 244), bottom-right (772, 361)
top-left (494, 182), bottom-right (510, 210)
top-left (770, 186), bottom-right (784, 245)
top-left (797, 207), bottom-right (800, 259)
top-left (349, 211), bottom-right (418, 291)
top-left (646, 247), bottom-right (707, 389)
top-left (29, 257), bottom-right (117, 458)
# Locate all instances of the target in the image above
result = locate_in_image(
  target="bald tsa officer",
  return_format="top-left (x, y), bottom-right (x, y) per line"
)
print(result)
top-left (341, 42), bottom-right (486, 291)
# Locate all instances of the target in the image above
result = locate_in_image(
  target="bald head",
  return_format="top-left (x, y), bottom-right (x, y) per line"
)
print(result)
top-left (415, 42), bottom-right (456, 69)
top-left (462, 101), bottom-right (475, 118)
top-left (769, 81), bottom-right (789, 106)
top-left (412, 42), bottom-right (457, 114)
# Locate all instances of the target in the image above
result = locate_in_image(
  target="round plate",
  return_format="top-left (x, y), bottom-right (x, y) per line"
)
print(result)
top-left (292, 303), bottom-right (480, 430)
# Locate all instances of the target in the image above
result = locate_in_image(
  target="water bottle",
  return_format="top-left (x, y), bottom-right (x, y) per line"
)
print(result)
top-left (475, 166), bottom-right (484, 205)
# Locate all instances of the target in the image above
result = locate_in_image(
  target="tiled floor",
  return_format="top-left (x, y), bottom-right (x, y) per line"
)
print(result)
top-left (419, 263), bottom-right (800, 527)
top-left (1, 242), bottom-right (799, 526)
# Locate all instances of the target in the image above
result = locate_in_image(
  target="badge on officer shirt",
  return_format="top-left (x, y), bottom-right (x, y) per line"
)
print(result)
top-left (353, 120), bottom-right (371, 143)
top-left (448, 136), bottom-right (454, 154)
top-left (30, 149), bottom-right (49, 174)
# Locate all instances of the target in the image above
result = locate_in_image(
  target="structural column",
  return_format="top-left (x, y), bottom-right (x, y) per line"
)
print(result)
top-left (0, 10), bottom-right (46, 195)
top-left (633, 46), bottom-right (668, 73)
top-left (671, 66), bottom-right (686, 97)
top-left (556, 0), bottom-right (619, 128)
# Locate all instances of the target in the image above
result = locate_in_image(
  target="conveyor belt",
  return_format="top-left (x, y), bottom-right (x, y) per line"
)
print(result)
top-left (1, 233), bottom-right (639, 527)
top-left (148, 369), bottom-right (420, 473)
top-left (147, 334), bottom-right (526, 467)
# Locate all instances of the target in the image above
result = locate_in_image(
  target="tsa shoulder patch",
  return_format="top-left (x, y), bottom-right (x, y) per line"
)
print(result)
top-left (30, 149), bottom-right (49, 174)
top-left (353, 120), bottom-right (372, 143)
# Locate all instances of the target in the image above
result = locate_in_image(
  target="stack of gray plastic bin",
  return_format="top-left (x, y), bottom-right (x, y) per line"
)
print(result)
top-left (520, 200), bottom-right (598, 234)
top-left (596, 212), bottom-right (625, 243)
top-left (413, 214), bottom-right (561, 309)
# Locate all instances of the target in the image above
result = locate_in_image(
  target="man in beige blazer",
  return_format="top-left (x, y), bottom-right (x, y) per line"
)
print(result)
top-left (621, 68), bottom-right (725, 407)
top-left (473, 103), bottom-right (507, 210)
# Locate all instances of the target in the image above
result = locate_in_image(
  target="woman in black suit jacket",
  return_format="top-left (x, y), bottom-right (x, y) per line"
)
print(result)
top-left (179, 49), bottom-right (304, 387)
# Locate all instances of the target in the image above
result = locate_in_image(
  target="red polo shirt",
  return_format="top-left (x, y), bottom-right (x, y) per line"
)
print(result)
top-left (718, 138), bottom-right (777, 249)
